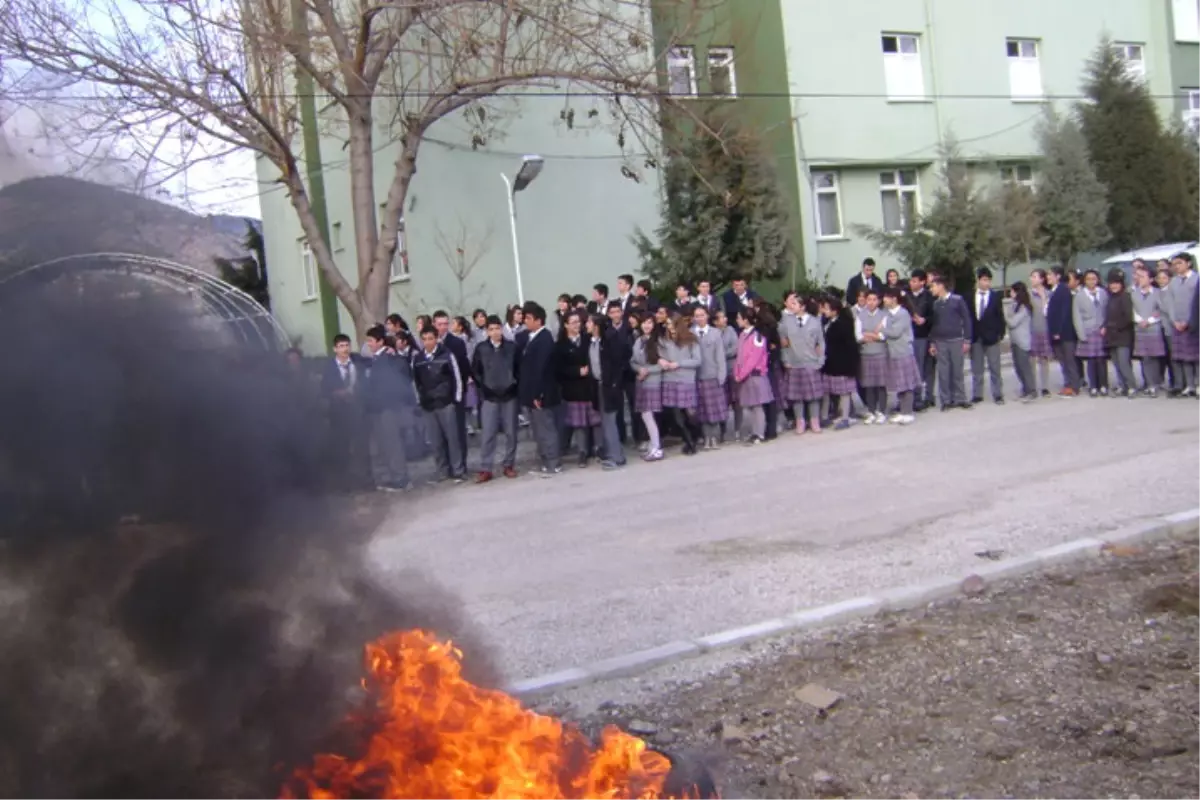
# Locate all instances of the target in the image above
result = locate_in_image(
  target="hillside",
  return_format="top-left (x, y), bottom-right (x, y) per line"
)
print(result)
top-left (0, 175), bottom-right (257, 274)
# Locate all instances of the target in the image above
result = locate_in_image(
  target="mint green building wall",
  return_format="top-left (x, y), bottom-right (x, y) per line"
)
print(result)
top-left (779, 0), bottom-right (1180, 287)
top-left (1164, 0), bottom-right (1199, 126)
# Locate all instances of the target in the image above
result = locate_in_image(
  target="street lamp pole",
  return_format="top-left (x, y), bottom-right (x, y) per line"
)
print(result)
top-left (501, 155), bottom-right (544, 307)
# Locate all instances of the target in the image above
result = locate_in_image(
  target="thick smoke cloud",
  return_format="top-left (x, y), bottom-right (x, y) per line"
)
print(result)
top-left (0, 269), bottom-right (497, 797)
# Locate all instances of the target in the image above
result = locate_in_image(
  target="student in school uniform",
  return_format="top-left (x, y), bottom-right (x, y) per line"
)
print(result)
top-left (1167, 251), bottom-right (1200, 396)
top-left (1003, 282), bottom-right (1038, 402)
top-left (412, 326), bottom-right (467, 484)
top-left (1073, 268), bottom-right (1109, 397)
top-left (471, 315), bottom-right (521, 483)
top-left (908, 269), bottom-right (935, 410)
top-left (855, 289), bottom-right (889, 425)
top-left (503, 305), bottom-right (526, 341)
top-left (715, 307), bottom-right (742, 441)
top-left (607, 301), bottom-right (643, 447)
top-left (631, 315), bottom-right (666, 461)
top-left (1155, 266), bottom-right (1178, 390)
top-left (517, 302), bottom-right (562, 475)
top-left (693, 280), bottom-right (721, 318)
top-left (1132, 262), bottom-right (1167, 396)
top-left (362, 325), bottom-right (412, 491)
top-left (779, 291), bottom-right (826, 435)
top-left (755, 301), bottom-right (786, 439)
top-left (451, 315), bottom-right (480, 434)
top-left (928, 276), bottom-right (973, 410)
top-left (1046, 266), bottom-right (1081, 396)
top-left (585, 313), bottom-right (629, 470)
top-left (1027, 269), bottom-right (1054, 398)
top-left (881, 287), bottom-right (921, 425)
top-left (819, 295), bottom-right (860, 431)
top-left (968, 267), bottom-right (1006, 405)
top-left (320, 332), bottom-right (371, 490)
top-left (659, 316), bottom-right (702, 455)
top-left (1103, 268), bottom-right (1137, 398)
top-left (733, 306), bottom-right (773, 445)
top-left (556, 310), bottom-right (601, 467)
top-left (691, 305), bottom-right (729, 450)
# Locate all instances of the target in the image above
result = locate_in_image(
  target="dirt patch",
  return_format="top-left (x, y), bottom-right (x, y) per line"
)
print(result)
top-left (571, 541), bottom-right (1199, 799)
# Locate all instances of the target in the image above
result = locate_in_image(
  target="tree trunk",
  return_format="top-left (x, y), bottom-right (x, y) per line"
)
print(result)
top-left (281, 165), bottom-right (363, 322)
top-left (360, 134), bottom-right (421, 334)
top-left (347, 100), bottom-right (381, 337)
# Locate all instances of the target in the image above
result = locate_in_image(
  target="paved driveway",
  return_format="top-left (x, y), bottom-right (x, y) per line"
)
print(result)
top-left (368, 396), bottom-right (1200, 683)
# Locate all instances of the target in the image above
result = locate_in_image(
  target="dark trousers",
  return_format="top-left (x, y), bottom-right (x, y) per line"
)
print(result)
top-left (328, 400), bottom-right (370, 490)
top-left (913, 337), bottom-right (933, 406)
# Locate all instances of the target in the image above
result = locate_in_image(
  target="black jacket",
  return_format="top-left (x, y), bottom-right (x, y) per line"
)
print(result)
top-left (909, 288), bottom-right (935, 339)
top-left (518, 327), bottom-right (560, 408)
top-left (846, 272), bottom-right (883, 303)
top-left (471, 338), bottom-right (520, 402)
top-left (440, 333), bottom-right (472, 383)
top-left (968, 289), bottom-right (1006, 346)
top-left (411, 344), bottom-right (462, 411)
top-left (591, 326), bottom-right (632, 411)
top-left (720, 287), bottom-right (761, 320)
top-left (363, 351), bottom-right (414, 414)
top-left (320, 354), bottom-right (367, 401)
top-left (555, 334), bottom-right (593, 403)
top-left (821, 311), bottom-right (860, 378)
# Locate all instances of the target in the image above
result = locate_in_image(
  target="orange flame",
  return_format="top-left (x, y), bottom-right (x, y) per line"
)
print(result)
top-left (283, 630), bottom-right (683, 800)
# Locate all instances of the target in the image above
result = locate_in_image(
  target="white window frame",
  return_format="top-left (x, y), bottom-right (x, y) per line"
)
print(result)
top-left (707, 46), bottom-right (737, 98)
top-left (1172, 0), bottom-right (1200, 43)
top-left (1113, 42), bottom-right (1146, 82)
top-left (999, 163), bottom-right (1036, 188)
top-left (1005, 38), bottom-right (1044, 101)
top-left (299, 238), bottom-right (318, 300)
top-left (1185, 88), bottom-right (1200, 137)
top-left (666, 47), bottom-right (698, 98)
top-left (880, 33), bottom-right (925, 102)
top-left (879, 168), bottom-right (920, 233)
top-left (812, 171), bottom-right (844, 240)
top-left (390, 217), bottom-right (410, 282)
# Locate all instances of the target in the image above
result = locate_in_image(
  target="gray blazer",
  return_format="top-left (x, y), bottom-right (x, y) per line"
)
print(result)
top-left (1003, 299), bottom-right (1032, 352)
top-left (630, 337), bottom-right (663, 388)
top-left (1131, 287), bottom-right (1165, 331)
top-left (660, 340), bottom-right (701, 385)
top-left (882, 307), bottom-right (914, 357)
top-left (780, 311), bottom-right (825, 369)
top-left (692, 326), bottom-right (728, 383)
top-left (1073, 287), bottom-right (1107, 340)
top-left (1029, 286), bottom-right (1050, 335)
top-left (1168, 270), bottom-right (1199, 325)
top-left (856, 307), bottom-right (888, 357)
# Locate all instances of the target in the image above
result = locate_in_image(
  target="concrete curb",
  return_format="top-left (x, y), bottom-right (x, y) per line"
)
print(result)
top-left (505, 507), bottom-right (1200, 698)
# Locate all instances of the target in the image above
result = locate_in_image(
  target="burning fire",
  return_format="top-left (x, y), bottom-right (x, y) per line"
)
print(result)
top-left (283, 630), bottom-right (689, 800)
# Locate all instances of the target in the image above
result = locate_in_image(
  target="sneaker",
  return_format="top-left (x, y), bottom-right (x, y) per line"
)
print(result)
top-left (1147, 388), bottom-right (1158, 399)
top-left (1040, 389), bottom-right (1051, 398)
top-left (895, 414), bottom-right (915, 425)
top-left (642, 449), bottom-right (664, 462)
top-left (995, 398), bottom-right (1005, 405)
top-left (1099, 387), bottom-right (1109, 397)
top-left (638, 441), bottom-right (651, 454)
top-left (475, 471), bottom-right (494, 484)
top-left (744, 436), bottom-right (762, 446)
top-left (874, 411), bottom-right (887, 425)
top-left (451, 476), bottom-right (466, 485)
top-left (1183, 387), bottom-right (1198, 398)
top-left (862, 414), bottom-right (875, 426)
top-left (466, 423), bottom-right (477, 436)
top-left (502, 466), bottom-right (518, 479)
top-left (1089, 389), bottom-right (1099, 398)
top-left (1058, 388), bottom-right (1076, 397)
top-left (887, 414), bottom-right (902, 424)
top-left (518, 414), bottom-right (530, 428)
top-left (709, 437), bottom-right (722, 451)
top-left (601, 460), bottom-right (624, 471)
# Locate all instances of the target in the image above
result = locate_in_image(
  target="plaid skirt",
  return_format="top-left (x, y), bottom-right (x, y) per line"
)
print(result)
top-left (1077, 329), bottom-right (1106, 359)
top-left (737, 374), bottom-right (774, 407)
top-left (1133, 328), bottom-right (1166, 359)
top-left (783, 366), bottom-right (825, 403)
top-left (661, 380), bottom-right (698, 410)
top-left (823, 374), bottom-right (858, 396)
top-left (696, 378), bottom-right (729, 423)
top-left (1171, 328), bottom-right (1200, 362)
top-left (1030, 329), bottom-right (1053, 359)
top-left (859, 352), bottom-right (887, 388)
top-left (564, 400), bottom-right (600, 428)
top-left (886, 353), bottom-right (923, 393)
top-left (635, 381), bottom-right (663, 413)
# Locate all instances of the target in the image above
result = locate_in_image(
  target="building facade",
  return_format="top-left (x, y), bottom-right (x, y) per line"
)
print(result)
top-left (259, 0), bottom-right (1194, 351)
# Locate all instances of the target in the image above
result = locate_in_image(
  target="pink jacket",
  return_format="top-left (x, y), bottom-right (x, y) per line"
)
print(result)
top-left (734, 329), bottom-right (769, 383)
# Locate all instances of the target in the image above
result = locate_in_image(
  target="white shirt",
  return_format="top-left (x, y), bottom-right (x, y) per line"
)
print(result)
top-left (976, 291), bottom-right (989, 317)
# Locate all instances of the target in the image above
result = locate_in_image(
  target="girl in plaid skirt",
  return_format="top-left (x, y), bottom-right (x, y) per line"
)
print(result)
top-left (1029, 269), bottom-right (1054, 397)
top-left (631, 315), bottom-right (666, 461)
top-left (820, 296), bottom-right (861, 431)
top-left (660, 317), bottom-right (702, 455)
top-left (716, 308), bottom-right (742, 441)
top-left (1073, 269), bottom-right (1109, 397)
top-left (691, 306), bottom-right (730, 449)
top-left (555, 311), bottom-right (601, 466)
top-left (881, 288), bottom-right (921, 424)
top-left (733, 307), bottom-right (773, 444)
top-left (856, 291), bottom-right (889, 425)
top-left (780, 291), bottom-right (826, 434)
top-left (1132, 263), bottom-right (1167, 396)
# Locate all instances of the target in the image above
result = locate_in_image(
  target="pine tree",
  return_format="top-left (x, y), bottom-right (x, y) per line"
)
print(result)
top-left (633, 112), bottom-right (793, 291)
top-left (1078, 38), bottom-right (1177, 248)
top-left (1033, 107), bottom-right (1110, 266)
top-left (1157, 127), bottom-right (1200, 242)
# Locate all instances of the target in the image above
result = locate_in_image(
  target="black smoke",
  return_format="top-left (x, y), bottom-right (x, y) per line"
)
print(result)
top-left (0, 269), bottom-right (497, 797)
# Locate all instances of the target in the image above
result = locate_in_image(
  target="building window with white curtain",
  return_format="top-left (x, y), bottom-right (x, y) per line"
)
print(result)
top-left (881, 34), bottom-right (925, 101)
top-left (1006, 39), bottom-right (1043, 100)
top-left (879, 169), bottom-right (919, 233)
top-left (667, 47), bottom-right (698, 97)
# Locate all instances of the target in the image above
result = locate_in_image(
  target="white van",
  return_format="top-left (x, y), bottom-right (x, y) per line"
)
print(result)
top-left (1102, 241), bottom-right (1198, 283)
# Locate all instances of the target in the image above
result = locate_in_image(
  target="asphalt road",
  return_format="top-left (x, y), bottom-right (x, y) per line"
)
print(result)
top-left (368, 393), bottom-right (1200, 684)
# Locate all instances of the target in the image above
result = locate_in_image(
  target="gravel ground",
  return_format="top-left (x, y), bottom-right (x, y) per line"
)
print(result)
top-left (539, 541), bottom-right (1199, 800)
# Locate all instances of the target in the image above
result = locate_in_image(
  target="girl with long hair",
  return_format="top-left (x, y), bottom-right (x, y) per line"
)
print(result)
top-left (820, 295), bottom-right (860, 430)
top-left (733, 307), bottom-right (773, 444)
top-left (1074, 268), bottom-right (1109, 396)
top-left (1004, 281), bottom-right (1038, 401)
top-left (780, 291), bottom-right (826, 434)
top-left (631, 315), bottom-right (665, 461)
top-left (1028, 269), bottom-right (1054, 397)
top-left (555, 310), bottom-right (601, 466)
top-left (659, 316), bottom-right (702, 455)
top-left (881, 287), bottom-right (921, 424)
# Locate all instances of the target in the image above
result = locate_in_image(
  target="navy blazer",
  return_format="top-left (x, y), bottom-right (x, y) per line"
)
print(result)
top-left (1046, 283), bottom-right (1076, 341)
top-left (320, 354), bottom-right (367, 399)
top-left (721, 288), bottom-right (761, 320)
top-left (517, 327), bottom-right (561, 408)
top-left (968, 289), bottom-right (1007, 346)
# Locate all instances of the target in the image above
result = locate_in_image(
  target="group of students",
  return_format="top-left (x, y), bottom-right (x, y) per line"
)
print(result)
top-left (318, 253), bottom-right (1200, 491)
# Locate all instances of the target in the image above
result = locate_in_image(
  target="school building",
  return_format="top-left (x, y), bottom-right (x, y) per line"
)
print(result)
top-left (258, 0), bottom-right (1199, 352)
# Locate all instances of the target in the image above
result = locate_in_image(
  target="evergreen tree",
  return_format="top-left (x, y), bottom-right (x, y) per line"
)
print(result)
top-left (1157, 127), bottom-right (1200, 242)
top-left (1078, 38), bottom-right (1178, 248)
top-left (984, 179), bottom-right (1044, 286)
top-left (633, 112), bottom-right (793, 290)
top-left (1033, 107), bottom-right (1110, 266)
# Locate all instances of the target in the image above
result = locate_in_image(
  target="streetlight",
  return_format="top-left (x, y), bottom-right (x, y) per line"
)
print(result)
top-left (500, 154), bottom-right (544, 305)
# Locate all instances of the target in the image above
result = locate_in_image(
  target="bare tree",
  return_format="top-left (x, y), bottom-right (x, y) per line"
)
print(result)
top-left (0, 0), bottom-right (715, 337)
top-left (432, 216), bottom-right (493, 315)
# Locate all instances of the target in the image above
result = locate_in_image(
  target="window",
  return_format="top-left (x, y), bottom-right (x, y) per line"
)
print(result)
top-left (812, 171), bottom-right (843, 239)
top-left (999, 163), bottom-right (1035, 188)
top-left (879, 169), bottom-right (919, 232)
top-left (1185, 88), bottom-right (1200, 137)
top-left (1005, 39), bottom-right (1043, 100)
top-left (666, 47), bottom-right (697, 97)
top-left (330, 221), bottom-right (343, 252)
top-left (1173, 0), bottom-right (1200, 43)
top-left (880, 34), bottom-right (925, 101)
top-left (708, 47), bottom-right (737, 98)
top-left (1113, 42), bottom-right (1146, 82)
top-left (299, 238), bottom-right (317, 300)
top-left (390, 217), bottom-right (409, 281)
